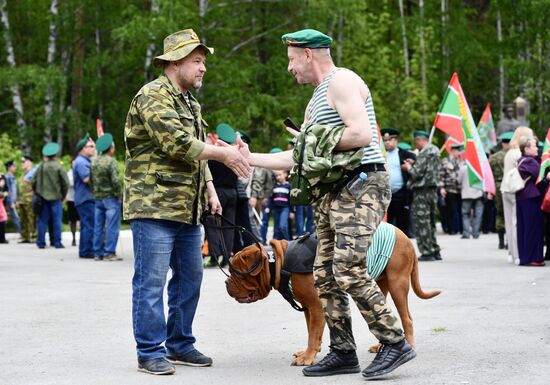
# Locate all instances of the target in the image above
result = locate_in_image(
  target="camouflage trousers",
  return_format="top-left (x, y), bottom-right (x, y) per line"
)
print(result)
top-left (412, 187), bottom-right (441, 256)
top-left (495, 187), bottom-right (505, 232)
top-left (19, 203), bottom-right (36, 242)
top-left (313, 170), bottom-right (404, 351)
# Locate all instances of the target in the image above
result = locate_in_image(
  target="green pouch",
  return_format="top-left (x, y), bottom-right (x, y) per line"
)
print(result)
top-left (289, 130), bottom-right (311, 205)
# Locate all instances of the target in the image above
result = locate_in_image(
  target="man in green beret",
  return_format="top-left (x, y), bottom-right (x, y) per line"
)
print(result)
top-left (381, 128), bottom-right (416, 237)
top-left (402, 130), bottom-right (442, 261)
top-left (90, 134), bottom-right (122, 261)
top-left (235, 28), bottom-right (416, 379)
top-left (32, 143), bottom-right (69, 249)
top-left (125, 28), bottom-right (250, 375)
top-left (73, 132), bottom-right (96, 258)
top-left (438, 143), bottom-right (463, 235)
top-left (489, 131), bottom-right (513, 249)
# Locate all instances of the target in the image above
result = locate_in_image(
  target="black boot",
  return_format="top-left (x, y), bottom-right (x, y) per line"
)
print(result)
top-left (498, 231), bottom-right (505, 250)
top-left (362, 339), bottom-right (416, 379)
top-left (302, 349), bottom-right (360, 377)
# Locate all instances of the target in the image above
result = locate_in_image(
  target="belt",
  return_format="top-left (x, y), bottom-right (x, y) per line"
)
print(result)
top-left (345, 163), bottom-right (386, 179)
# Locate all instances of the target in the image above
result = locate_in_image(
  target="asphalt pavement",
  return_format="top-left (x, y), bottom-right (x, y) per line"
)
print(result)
top-left (1, 228), bottom-right (549, 385)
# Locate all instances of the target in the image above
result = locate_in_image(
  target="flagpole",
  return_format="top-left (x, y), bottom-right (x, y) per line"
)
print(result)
top-left (428, 125), bottom-right (436, 144)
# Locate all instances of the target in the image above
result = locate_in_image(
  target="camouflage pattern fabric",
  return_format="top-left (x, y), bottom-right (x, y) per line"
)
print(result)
top-left (18, 203), bottom-right (35, 242)
top-left (90, 155), bottom-right (121, 199)
top-left (489, 149), bottom-right (507, 232)
top-left (124, 74), bottom-right (212, 225)
top-left (313, 170), bottom-right (404, 351)
top-left (412, 188), bottom-right (441, 256)
top-left (290, 123), bottom-right (363, 203)
top-left (407, 144), bottom-right (440, 189)
top-left (250, 167), bottom-right (274, 200)
top-left (18, 173), bottom-right (33, 204)
top-left (438, 157), bottom-right (462, 194)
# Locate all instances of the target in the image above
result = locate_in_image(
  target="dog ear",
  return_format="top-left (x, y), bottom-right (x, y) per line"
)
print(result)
top-left (248, 246), bottom-right (268, 277)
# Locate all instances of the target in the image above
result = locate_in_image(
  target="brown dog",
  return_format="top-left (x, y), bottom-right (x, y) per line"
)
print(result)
top-left (225, 226), bottom-right (441, 366)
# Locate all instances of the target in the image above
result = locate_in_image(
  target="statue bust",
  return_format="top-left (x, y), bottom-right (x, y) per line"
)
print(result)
top-left (496, 105), bottom-right (520, 135)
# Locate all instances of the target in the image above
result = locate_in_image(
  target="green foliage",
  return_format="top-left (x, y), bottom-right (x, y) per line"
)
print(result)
top-left (0, 133), bottom-right (22, 175)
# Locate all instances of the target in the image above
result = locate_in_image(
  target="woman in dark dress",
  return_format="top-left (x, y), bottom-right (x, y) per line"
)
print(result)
top-left (516, 137), bottom-right (547, 266)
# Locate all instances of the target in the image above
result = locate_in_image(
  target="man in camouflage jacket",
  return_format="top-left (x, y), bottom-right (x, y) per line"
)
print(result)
top-left (124, 29), bottom-right (250, 376)
top-left (489, 132), bottom-right (512, 249)
top-left (438, 144), bottom-right (463, 234)
top-left (403, 131), bottom-right (442, 261)
top-left (90, 133), bottom-right (122, 261)
top-left (18, 155), bottom-right (36, 243)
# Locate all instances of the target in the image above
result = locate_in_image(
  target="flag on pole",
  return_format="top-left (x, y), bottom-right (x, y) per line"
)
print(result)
top-left (537, 128), bottom-right (550, 184)
top-left (96, 119), bottom-right (104, 138)
top-left (477, 103), bottom-right (497, 153)
top-left (440, 136), bottom-right (463, 155)
top-left (433, 73), bottom-right (495, 194)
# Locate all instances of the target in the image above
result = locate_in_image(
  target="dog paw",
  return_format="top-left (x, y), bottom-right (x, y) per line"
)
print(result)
top-left (293, 350), bottom-right (305, 357)
top-left (368, 343), bottom-right (382, 353)
top-left (291, 350), bottom-right (316, 366)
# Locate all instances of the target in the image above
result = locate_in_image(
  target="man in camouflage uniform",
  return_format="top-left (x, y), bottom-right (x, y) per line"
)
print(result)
top-left (90, 133), bottom-right (122, 261)
top-left (438, 144), bottom-right (463, 235)
top-left (234, 29), bottom-right (415, 379)
top-left (18, 155), bottom-right (36, 243)
top-left (489, 132), bottom-right (512, 249)
top-left (403, 130), bottom-right (442, 261)
top-left (124, 29), bottom-right (250, 376)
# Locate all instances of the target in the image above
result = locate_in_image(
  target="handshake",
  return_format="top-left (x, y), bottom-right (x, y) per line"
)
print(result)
top-left (215, 133), bottom-right (252, 178)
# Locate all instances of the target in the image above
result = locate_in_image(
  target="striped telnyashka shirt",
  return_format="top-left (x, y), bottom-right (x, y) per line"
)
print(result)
top-left (305, 67), bottom-right (385, 164)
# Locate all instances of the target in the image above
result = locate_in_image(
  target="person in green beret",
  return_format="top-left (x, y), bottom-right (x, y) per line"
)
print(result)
top-left (229, 28), bottom-right (416, 379)
top-left (124, 29), bottom-right (251, 375)
top-left (402, 130), bottom-right (442, 261)
top-left (32, 143), bottom-right (69, 249)
top-left (90, 134), bottom-right (122, 261)
top-left (438, 143), bottom-right (463, 235)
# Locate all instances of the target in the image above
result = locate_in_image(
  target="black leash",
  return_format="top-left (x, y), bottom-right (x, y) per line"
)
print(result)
top-left (200, 211), bottom-right (265, 278)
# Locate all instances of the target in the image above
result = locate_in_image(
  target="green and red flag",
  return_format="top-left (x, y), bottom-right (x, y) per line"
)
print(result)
top-left (96, 118), bottom-right (104, 138)
top-left (477, 103), bottom-right (497, 153)
top-left (537, 128), bottom-right (550, 184)
top-left (433, 73), bottom-right (495, 194)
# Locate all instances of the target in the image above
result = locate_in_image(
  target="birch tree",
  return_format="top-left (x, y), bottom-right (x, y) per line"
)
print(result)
top-left (418, 0), bottom-right (428, 129)
top-left (44, 0), bottom-right (58, 144)
top-left (398, 0), bottom-right (410, 77)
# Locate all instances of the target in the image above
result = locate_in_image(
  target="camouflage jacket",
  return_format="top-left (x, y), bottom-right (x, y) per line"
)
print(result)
top-left (124, 73), bottom-right (212, 225)
top-left (19, 171), bottom-right (34, 204)
top-left (90, 155), bottom-right (121, 199)
top-left (489, 149), bottom-right (507, 189)
top-left (290, 123), bottom-right (363, 202)
top-left (407, 144), bottom-right (440, 189)
top-left (437, 156), bottom-right (462, 193)
top-left (250, 167), bottom-right (274, 200)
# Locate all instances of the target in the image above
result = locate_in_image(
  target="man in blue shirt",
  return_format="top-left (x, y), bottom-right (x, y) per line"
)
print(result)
top-left (73, 133), bottom-right (96, 258)
top-left (4, 160), bottom-right (21, 236)
top-left (382, 128), bottom-right (416, 237)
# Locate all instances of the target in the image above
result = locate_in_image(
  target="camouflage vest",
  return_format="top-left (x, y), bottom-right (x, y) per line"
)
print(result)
top-left (407, 144), bottom-right (440, 189)
top-left (19, 172), bottom-right (34, 204)
top-left (90, 155), bottom-right (121, 199)
top-left (123, 74), bottom-right (212, 225)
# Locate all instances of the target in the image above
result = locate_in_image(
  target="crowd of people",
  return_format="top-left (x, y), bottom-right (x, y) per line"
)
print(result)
top-left (0, 132), bottom-right (123, 261)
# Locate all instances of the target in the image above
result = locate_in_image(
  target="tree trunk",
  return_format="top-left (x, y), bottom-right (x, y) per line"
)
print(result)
top-left (95, 8), bottom-right (103, 121)
top-left (144, 0), bottom-right (159, 82)
top-left (419, 0), bottom-right (428, 129)
top-left (440, 0), bottom-right (449, 87)
top-left (496, 8), bottom-right (504, 112)
top-left (44, 0), bottom-right (58, 144)
top-left (398, 0), bottom-right (410, 77)
top-left (71, 7), bottom-right (85, 139)
top-left (336, 14), bottom-right (344, 66)
top-left (0, 0), bottom-right (28, 150)
top-left (57, 49), bottom-right (70, 154)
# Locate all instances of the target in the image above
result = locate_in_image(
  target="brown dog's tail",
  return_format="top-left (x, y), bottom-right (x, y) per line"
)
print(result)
top-left (410, 243), bottom-right (442, 300)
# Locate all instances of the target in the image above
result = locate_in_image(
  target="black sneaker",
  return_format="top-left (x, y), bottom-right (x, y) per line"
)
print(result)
top-left (433, 252), bottom-right (442, 261)
top-left (302, 349), bottom-right (360, 377)
top-left (166, 349), bottom-right (213, 367)
top-left (418, 254), bottom-right (436, 262)
top-left (362, 339), bottom-right (416, 379)
top-left (137, 357), bottom-right (175, 375)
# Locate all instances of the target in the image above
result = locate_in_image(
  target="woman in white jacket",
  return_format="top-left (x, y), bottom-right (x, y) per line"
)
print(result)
top-left (500, 126), bottom-right (534, 264)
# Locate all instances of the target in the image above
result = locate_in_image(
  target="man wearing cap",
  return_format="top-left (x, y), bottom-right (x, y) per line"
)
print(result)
top-left (73, 133), bottom-right (96, 257)
top-left (32, 143), bottom-right (69, 249)
top-left (124, 29), bottom-right (250, 375)
top-left (90, 133), bottom-right (122, 261)
top-left (402, 130), bottom-right (442, 261)
top-left (234, 29), bottom-right (416, 379)
top-left (4, 160), bottom-right (22, 237)
top-left (18, 155), bottom-right (36, 243)
top-left (489, 131), bottom-right (513, 249)
top-left (438, 144), bottom-right (463, 235)
top-left (382, 127), bottom-right (416, 237)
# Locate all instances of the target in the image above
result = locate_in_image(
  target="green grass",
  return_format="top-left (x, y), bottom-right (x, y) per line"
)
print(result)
top-left (432, 327), bottom-right (448, 333)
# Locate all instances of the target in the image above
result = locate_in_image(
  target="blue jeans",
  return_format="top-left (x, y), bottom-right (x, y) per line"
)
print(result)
top-left (295, 204), bottom-right (314, 236)
top-left (462, 198), bottom-right (483, 238)
top-left (7, 205), bottom-right (21, 233)
top-left (93, 197), bottom-right (121, 256)
top-left (76, 201), bottom-right (95, 257)
top-left (131, 219), bottom-right (203, 360)
top-left (36, 200), bottom-right (62, 248)
top-left (273, 206), bottom-right (290, 240)
top-left (260, 203), bottom-right (271, 244)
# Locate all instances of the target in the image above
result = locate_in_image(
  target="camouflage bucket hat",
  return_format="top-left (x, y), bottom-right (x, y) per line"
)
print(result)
top-left (153, 29), bottom-right (214, 67)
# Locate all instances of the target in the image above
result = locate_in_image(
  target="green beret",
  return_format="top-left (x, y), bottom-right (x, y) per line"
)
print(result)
top-left (413, 130), bottom-right (429, 139)
top-left (281, 29), bottom-right (333, 48)
top-left (76, 133), bottom-right (91, 152)
top-left (497, 131), bottom-right (513, 142)
top-left (397, 142), bottom-right (412, 151)
top-left (381, 127), bottom-right (400, 140)
top-left (216, 123), bottom-right (237, 144)
top-left (96, 133), bottom-right (114, 153)
top-left (42, 142), bottom-right (60, 157)
top-left (237, 130), bottom-right (251, 144)
top-left (269, 147), bottom-right (283, 153)
top-left (4, 160), bottom-right (14, 168)
top-left (450, 143), bottom-right (464, 150)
